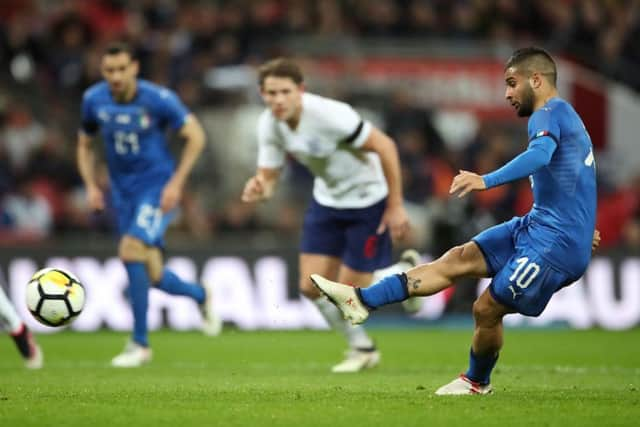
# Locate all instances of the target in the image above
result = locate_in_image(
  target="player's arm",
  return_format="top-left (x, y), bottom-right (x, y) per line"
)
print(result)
top-left (450, 136), bottom-right (557, 198)
top-left (360, 127), bottom-right (410, 241)
top-left (244, 113), bottom-right (284, 203)
top-left (160, 114), bottom-right (205, 212)
top-left (242, 167), bottom-right (281, 203)
top-left (77, 91), bottom-right (105, 211)
top-left (76, 131), bottom-right (105, 211)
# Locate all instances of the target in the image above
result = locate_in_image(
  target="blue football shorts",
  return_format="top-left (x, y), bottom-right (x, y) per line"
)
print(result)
top-left (300, 198), bottom-right (392, 272)
top-left (472, 216), bottom-right (578, 317)
top-left (113, 187), bottom-right (177, 248)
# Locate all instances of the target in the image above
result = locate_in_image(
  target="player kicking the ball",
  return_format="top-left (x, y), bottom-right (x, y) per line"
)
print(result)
top-left (312, 47), bottom-right (600, 391)
top-left (242, 58), bottom-right (420, 373)
top-left (77, 42), bottom-right (220, 368)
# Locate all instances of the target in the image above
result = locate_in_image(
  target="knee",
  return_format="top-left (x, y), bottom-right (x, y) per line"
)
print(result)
top-left (472, 298), bottom-right (501, 327)
top-left (299, 277), bottom-right (321, 299)
top-left (118, 236), bottom-right (147, 263)
top-left (147, 248), bottom-right (164, 284)
top-left (446, 245), bottom-right (466, 261)
top-left (147, 267), bottom-right (163, 284)
top-left (441, 243), bottom-right (484, 276)
top-left (441, 245), bottom-right (468, 272)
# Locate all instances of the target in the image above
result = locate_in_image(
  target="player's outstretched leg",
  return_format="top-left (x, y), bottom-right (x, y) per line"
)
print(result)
top-left (399, 249), bottom-right (423, 313)
top-left (155, 269), bottom-right (221, 336)
top-left (310, 274), bottom-right (374, 324)
top-left (0, 286), bottom-right (43, 369)
top-left (147, 247), bottom-right (221, 335)
top-left (312, 242), bottom-right (488, 324)
top-left (372, 249), bottom-right (423, 313)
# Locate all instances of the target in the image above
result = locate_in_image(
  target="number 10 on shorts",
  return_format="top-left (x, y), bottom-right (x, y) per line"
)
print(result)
top-left (509, 257), bottom-right (540, 289)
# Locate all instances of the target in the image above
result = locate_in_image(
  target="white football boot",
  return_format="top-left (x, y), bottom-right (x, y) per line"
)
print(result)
top-left (397, 249), bottom-right (423, 314)
top-left (24, 333), bottom-right (43, 369)
top-left (201, 281), bottom-right (222, 336)
top-left (435, 374), bottom-right (493, 395)
top-left (331, 348), bottom-right (381, 373)
top-left (111, 341), bottom-right (152, 368)
top-left (310, 274), bottom-right (369, 324)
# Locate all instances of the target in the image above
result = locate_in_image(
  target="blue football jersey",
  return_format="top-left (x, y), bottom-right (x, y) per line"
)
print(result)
top-left (80, 79), bottom-right (189, 197)
top-left (525, 97), bottom-right (597, 275)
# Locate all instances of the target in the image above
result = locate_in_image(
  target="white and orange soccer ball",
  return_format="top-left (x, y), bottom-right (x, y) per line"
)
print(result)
top-left (26, 268), bottom-right (85, 327)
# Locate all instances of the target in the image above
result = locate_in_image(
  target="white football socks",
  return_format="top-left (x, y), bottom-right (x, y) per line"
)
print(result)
top-left (313, 296), bottom-right (374, 349)
top-left (0, 286), bottom-right (23, 333)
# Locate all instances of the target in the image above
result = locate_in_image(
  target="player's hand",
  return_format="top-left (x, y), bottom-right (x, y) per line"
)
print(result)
top-left (377, 204), bottom-right (411, 242)
top-left (160, 178), bottom-right (183, 212)
top-left (242, 175), bottom-right (267, 203)
top-left (86, 185), bottom-right (105, 212)
top-left (449, 170), bottom-right (487, 198)
top-left (592, 229), bottom-right (601, 253)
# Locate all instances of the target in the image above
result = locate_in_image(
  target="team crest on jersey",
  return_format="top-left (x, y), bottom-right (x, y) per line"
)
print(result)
top-left (139, 112), bottom-right (151, 129)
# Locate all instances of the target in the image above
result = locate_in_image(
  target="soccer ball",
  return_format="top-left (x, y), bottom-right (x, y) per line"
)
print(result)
top-left (26, 268), bottom-right (85, 327)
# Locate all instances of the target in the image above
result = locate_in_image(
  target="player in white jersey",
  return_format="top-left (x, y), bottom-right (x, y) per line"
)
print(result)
top-left (242, 58), bottom-right (418, 372)
top-left (0, 286), bottom-right (42, 369)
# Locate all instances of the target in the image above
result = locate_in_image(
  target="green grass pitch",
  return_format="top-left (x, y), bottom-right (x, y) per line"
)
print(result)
top-left (1, 328), bottom-right (639, 426)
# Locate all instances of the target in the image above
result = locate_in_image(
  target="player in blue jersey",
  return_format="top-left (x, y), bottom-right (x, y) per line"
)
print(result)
top-left (77, 43), bottom-right (220, 368)
top-left (311, 47), bottom-right (601, 393)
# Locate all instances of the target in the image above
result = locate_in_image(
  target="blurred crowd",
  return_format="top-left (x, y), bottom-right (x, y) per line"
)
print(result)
top-left (1, 0), bottom-right (640, 254)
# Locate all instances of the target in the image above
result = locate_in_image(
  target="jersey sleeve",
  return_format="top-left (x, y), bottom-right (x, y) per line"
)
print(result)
top-left (256, 113), bottom-right (285, 169)
top-left (482, 139), bottom-right (556, 188)
top-left (528, 106), bottom-right (561, 144)
top-left (323, 100), bottom-right (372, 148)
top-left (80, 91), bottom-right (98, 135)
top-left (156, 88), bottom-right (190, 131)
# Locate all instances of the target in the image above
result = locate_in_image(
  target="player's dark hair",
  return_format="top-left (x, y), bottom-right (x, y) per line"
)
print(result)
top-left (104, 42), bottom-right (135, 59)
top-left (258, 58), bottom-right (304, 87)
top-left (505, 47), bottom-right (557, 86)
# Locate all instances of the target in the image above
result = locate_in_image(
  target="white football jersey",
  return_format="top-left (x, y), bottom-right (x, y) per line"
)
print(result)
top-left (257, 92), bottom-right (388, 208)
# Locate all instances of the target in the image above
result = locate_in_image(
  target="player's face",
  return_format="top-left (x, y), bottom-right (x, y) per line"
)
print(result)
top-left (101, 52), bottom-right (139, 97)
top-left (504, 67), bottom-right (535, 117)
top-left (260, 76), bottom-right (303, 122)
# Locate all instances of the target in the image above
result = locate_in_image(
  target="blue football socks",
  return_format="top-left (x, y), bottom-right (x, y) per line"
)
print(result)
top-left (465, 348), bottom-right (499, 385)
top-left (358, 273), bottom-right (409, 309)
top-left (156, 269), bottom-right (205, 305)
top-left (124, 262), bottom-right (150, 347)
